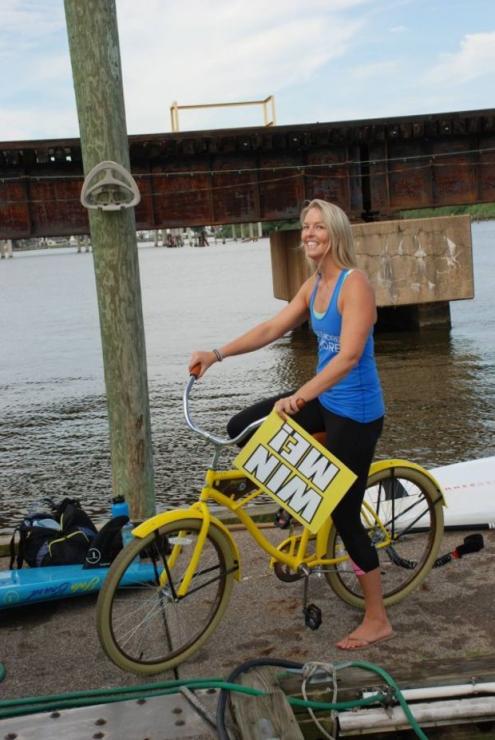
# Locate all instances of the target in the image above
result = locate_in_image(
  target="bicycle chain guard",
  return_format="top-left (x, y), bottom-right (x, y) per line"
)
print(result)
top-left (80, 160), bottom-right (141, 211)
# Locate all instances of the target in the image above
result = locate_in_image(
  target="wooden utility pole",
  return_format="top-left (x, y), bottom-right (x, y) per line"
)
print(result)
top-left (64, 0), bottom-right (155, 518)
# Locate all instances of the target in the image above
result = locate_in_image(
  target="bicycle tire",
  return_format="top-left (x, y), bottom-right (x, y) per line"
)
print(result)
top-left (325, 465), bottom-right (444, 608)
top-left (97, 518), bottom-right (237, 674)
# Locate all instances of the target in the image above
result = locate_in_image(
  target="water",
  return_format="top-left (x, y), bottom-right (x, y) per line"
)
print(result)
top-left (1, 224), bottom-right (494, 534)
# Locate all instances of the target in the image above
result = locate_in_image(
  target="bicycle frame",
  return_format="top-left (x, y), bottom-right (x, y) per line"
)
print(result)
top-left (133, 463), bottom-right (401, 601)
top-left (96, 373), bottom-right (448, 678)
top-left (132, 374), bottom-right (446, 600)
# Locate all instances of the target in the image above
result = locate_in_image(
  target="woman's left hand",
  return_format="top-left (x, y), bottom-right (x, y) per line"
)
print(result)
top-left (274, 395), bottom-right (303, 417)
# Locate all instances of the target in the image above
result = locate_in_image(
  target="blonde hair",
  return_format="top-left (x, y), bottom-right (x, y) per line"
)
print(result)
top-left (300, 199), bottom-right (357, 269)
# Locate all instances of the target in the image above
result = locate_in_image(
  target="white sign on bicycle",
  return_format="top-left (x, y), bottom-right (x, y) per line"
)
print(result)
top-left (234, 410), bottom-right (357, 534)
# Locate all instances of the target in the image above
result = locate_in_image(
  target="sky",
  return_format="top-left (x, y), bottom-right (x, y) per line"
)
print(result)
top-left (1, 0), bottom-right (494, 142)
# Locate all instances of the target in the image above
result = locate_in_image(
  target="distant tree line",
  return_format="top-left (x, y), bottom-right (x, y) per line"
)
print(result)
top-left (400, 202), bottom-right (495, 221)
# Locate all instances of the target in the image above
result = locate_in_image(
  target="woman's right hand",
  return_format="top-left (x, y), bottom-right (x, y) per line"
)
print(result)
top-left (188, 350), bottom-right (217, 379)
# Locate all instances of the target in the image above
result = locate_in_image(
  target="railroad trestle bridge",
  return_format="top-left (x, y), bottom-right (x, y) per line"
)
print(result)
top-left (1, 107), bottom-right (494, 239)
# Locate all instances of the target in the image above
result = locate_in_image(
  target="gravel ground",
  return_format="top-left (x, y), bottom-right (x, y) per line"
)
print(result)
top-left (1, 527), bottom-right (494, 701)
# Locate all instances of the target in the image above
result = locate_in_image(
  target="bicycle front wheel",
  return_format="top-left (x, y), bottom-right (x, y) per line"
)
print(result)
top-left (325, 465), bottom-right (444, 608)
top-left (97, 518), bottom-right (237, 675)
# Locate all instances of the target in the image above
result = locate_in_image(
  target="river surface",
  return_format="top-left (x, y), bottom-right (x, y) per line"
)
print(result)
top-left (1, 223), bottom-right (495, 533)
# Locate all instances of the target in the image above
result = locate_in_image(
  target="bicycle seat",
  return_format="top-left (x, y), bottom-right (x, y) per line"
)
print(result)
top-left (312, 431), bottom-right (326, 446)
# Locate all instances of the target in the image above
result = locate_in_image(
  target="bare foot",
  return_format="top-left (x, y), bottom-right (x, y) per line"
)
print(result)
top-left (336, 618), bottom-right (393, 651)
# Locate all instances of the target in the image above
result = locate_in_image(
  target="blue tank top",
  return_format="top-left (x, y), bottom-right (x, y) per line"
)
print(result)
top-left (310, 269), bottom-right (385, 423)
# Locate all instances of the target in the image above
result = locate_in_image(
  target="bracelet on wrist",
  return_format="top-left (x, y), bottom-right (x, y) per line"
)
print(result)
top-left (212, 348), bottom-right (224, 362)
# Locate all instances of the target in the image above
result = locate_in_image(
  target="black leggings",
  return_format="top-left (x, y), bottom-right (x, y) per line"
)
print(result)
top-left (227, 392), bottom-right (384, 573)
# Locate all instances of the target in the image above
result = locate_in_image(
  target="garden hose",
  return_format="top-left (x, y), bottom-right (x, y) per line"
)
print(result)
top-left (0, 658), bottom-right (427, 739)
top-left (0, 675), bottom-right (381, 719)
top-left (346, 659), bottom-right (429, 740)
top-left (215, 656), bottom-right (428, 740)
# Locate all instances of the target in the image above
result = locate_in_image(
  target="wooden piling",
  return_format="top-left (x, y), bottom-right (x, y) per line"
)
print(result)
top-left (230, 666), bottom-right (305, 740)
top-left (64, 0), bottom-right (155, 518)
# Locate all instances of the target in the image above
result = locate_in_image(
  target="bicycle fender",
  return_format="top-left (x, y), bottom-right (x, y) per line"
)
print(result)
top-left (369, 459), bottom-right (446, 506)
top-left (130, 508), bottom-right (241, 579)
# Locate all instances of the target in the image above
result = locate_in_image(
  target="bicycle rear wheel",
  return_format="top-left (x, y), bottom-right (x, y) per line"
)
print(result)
top-left (97, 518), bottom-right (237, 674)
top-left (325, 465), bottom-right (444, 608)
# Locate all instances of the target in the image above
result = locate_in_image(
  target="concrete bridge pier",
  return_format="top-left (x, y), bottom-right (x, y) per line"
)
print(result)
top-left (239, 222), bottom-right (260, 242)
top-left (0, 240), bottom-right (14, 258)
top-left (69, 235), bottom-right (82, 253)
top-left (71, 235), bottom-right (91, 253)
top-left (154, 229), bottom-right (165, 247)
top-left (270, 215), bottom-right (473, 331)
top-left (377, 301), bottom-right (451, 331)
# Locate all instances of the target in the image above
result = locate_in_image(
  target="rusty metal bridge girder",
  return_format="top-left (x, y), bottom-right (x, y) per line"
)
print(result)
top-left (1, 108), bottom-right (495, 239)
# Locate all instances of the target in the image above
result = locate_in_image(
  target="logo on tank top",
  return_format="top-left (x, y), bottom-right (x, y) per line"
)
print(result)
top-left (315, 330), bottom-right (340, 353)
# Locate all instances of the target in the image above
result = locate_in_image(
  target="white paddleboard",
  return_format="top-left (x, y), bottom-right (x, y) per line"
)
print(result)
top-left (431, 456), bottom-right (495, 529)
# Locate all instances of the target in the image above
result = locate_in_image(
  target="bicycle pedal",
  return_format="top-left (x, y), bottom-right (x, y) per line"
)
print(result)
top-left (303, 603), bottom-right (322, 630)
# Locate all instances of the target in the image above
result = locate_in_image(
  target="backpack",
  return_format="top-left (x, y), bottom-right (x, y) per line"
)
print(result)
top-left (10, 498), bottom-right (98, 569)
top-left (83, 515), bottom-right (129, 568)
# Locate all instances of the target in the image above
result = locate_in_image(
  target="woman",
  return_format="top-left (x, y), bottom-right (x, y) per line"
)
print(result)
top-left (189, 199), bottom-right (392, 650)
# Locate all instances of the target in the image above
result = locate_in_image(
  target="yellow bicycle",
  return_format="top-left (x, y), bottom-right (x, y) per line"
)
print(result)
top-left (96, 372), bottom-right (445, 675)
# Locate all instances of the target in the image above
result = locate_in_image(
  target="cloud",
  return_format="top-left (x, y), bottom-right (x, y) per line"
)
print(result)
top-left (351, 60), bottom-right (400, 80)
top-left (0, 0), bottom-right (69, 109)
top-left (0, 0), bottom-right (64, 55)
top-left (0, 0), bottom-right (373, 139)
top-left (9, 1), bottom-right (490, 142)
top-left (428, 32), bottom-right (495, 85)
top-left (117, 0), bottom-right (368, 133)
top-left (0, 107), bottom-right (77, 141)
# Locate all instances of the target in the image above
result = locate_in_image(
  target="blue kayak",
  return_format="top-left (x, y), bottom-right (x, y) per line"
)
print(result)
top-left (0, 562), bottom-right (156, 609)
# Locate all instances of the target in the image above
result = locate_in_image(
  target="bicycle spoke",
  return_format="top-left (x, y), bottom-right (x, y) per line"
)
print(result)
top-left (98, 519), bottom-right (234, 672)
top-left (326, 467), bottom-right (443, 606)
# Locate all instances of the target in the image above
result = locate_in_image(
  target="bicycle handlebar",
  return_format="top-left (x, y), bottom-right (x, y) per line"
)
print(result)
top-left (183, 372), bottom-right (267, 448)
top-left (184, 368), bottom-right (306, 450)
top-left (189, 363), bottom-right (202, 379)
